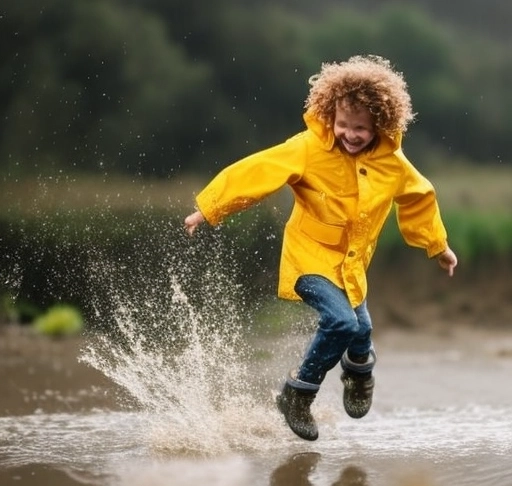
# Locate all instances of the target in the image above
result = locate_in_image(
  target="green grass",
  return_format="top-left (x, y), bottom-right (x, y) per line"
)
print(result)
top-left (429, 163), bottom-right (512, 211)
top-left (2, 163), bottom-right (510, 214)
top-left (1, 164), bottom-right (511, 267)
top-left (443, 210), bottom-right (512, 262)
top-left (1, 165), bottom-right (510, 331)
top-left (0, 172), bottom-right (208, 216)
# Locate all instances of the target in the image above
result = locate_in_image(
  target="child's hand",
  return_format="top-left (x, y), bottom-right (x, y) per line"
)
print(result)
top-left (437, 246), bottom-right (458, 277)
top-left (184, 210), bottom-right (205, 236)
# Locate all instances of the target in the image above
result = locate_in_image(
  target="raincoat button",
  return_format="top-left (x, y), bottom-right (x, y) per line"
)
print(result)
top-left (359, 168), bottom-right (367, 175)
top-left (347, 250), bottom-right (356, 257)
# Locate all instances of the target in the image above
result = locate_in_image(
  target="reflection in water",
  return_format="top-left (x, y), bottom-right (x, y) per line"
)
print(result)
top-left (270, 453), bottom-right (368, 486)
top-left (3, 405), bottom-right (512, 485)
top-left (270, 453), bottom-right (321, 486)
top-left (2, 239), bottom-right (512, 485)
top-left (333, 465), bottom-right (368, 486)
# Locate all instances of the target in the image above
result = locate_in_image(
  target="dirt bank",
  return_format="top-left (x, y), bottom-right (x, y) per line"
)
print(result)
top-left (368, 253), bottom-right (512, 334)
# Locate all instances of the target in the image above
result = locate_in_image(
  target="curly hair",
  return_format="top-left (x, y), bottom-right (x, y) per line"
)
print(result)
top-left (305, 55), bottom-right (415, 136)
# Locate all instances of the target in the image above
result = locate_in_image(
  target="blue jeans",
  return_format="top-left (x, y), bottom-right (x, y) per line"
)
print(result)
top-left (294, 274), bottom-right (374, 385)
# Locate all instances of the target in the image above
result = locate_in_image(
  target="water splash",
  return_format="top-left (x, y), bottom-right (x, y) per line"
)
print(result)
top-left (80, 232), bottom-right (284, 458)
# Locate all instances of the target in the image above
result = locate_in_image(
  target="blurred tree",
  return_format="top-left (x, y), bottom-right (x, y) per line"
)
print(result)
top-left (0, 0), bottom-right (511, 179)
top-left (206, 5), bottom-right (312, 156)
top-left (0, 0), bottom-right (214, 176)
top-left (370, 6), bottom-right (467, 162)
top-left (130, 0), bottom-right (314, 172)
top-left (303, 4), bottom-right (512, 166)
top-left (329, 0), bottom-right (512, 43)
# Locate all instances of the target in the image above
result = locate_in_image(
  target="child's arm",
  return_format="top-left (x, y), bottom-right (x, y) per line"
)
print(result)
top-left (436, 246), bottom-right (458, 277)
top-left (190, 136), bottom-right (306, 228)
top-left (393, 156), bottom-right (449, 258)
top-left (393, 155), bottom-right (458, 276)
top-left (184, 210), bottom-right (205, 236)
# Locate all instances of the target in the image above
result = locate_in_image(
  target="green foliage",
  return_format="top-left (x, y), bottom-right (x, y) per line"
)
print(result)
top-left (372, 201), bottom-right (512, 267)
top-left (2, 202), bottom-right (511, 330)
top-left (442, 212), bottom-right (512, 264)
top-left (1, 0), bottom-right (512, 179)
top-left (1, 165), bottom-right (511, 327)
top-left (0, 292), bottom-right (18, 323)
top-left (374, 208), bottom-right (512, 268)
top-left (33, 304), bottom-right (84, 336)
top-left (0, 0), bottom-right (213, 176)
top-left (339, 0), bottom-right (512, 43)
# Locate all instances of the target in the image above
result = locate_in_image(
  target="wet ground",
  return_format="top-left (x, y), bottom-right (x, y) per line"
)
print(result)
top-left (1, 323), bottom-right (512, 486)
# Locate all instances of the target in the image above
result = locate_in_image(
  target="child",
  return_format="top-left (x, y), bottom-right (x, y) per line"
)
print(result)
top-left (184, 55), bottom-right (458, 441)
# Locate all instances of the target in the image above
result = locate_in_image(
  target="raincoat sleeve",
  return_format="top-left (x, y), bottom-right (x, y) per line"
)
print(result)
top-left (195, 134), bottom-right (306, 226)
top-left (394, 155), bottom-right (448, 258)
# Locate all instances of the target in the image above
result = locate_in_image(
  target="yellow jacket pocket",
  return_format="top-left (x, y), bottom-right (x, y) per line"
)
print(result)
top-left (298, 212), bottom-right (346, 246)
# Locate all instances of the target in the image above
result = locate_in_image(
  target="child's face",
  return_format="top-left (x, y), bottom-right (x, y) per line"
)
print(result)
top-left (333, 101), bottom-right (376, 155)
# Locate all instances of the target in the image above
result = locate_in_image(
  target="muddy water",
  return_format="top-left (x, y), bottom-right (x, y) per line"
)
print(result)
top-left (1, 322), bottom-right (512, 486)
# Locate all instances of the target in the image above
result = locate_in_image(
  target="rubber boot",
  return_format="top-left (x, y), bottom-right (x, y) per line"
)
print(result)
top-left (341, 349), bottom-right (376, 419)
top-left (276, 372), bottom-right (319, 441)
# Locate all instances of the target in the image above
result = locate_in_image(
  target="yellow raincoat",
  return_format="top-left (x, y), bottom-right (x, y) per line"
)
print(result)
top-left (195, 111), bottom-right (448, 307)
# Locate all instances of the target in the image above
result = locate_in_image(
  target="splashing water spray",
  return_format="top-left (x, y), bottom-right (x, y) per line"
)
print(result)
top-left (79, 223), bottom-right (284, 458)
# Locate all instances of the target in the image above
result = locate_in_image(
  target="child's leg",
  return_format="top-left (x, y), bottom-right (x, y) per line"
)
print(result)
top-left (277, 274), bottom-right (372, 439)
top-left (293, 274), bottom-right (359, 385)
top-left (345, 300), bottom-right (374, 363)
top-left (276, 371), bottom-right (320, 441)
top-left (341, 301), bottom-right (376, 418)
